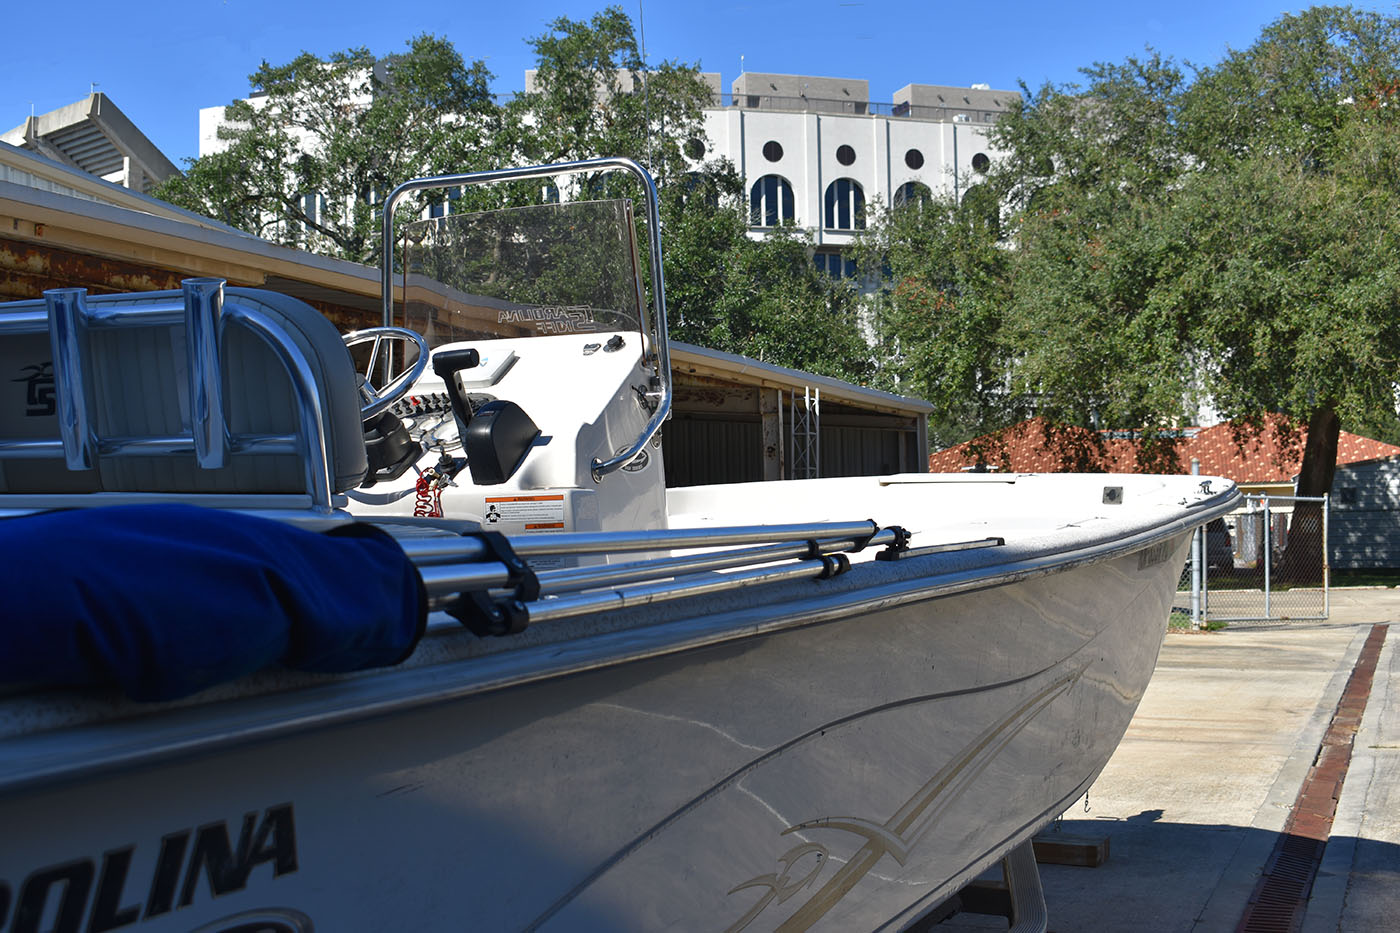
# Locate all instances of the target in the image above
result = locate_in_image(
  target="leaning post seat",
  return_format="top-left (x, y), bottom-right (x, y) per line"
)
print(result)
top-left (0, 279), bottom-right (367, 513)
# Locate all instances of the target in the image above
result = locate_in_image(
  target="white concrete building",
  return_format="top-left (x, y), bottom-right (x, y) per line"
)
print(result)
top-left (201, 67), bottom-right (1014, 276)
top-left (517, 69), bottom-right (1013, 277)
top-left (698, 74), bottom-right (1015, 276)
top-left (2, 94), bottom-right (180, 195)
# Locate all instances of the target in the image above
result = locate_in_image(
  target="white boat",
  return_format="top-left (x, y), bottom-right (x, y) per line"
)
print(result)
top-left (0, 159), bottom-right (1237, 932)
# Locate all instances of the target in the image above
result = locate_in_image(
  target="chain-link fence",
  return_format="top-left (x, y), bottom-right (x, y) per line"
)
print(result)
top-left (1173, 494), bottom-right (1330, 625)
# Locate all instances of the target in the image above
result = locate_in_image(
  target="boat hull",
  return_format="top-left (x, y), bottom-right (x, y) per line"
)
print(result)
top-left (0, 535), bottom-right (1185, 932)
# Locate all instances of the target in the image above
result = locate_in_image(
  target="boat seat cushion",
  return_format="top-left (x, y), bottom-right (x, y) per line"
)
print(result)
top-left (0, 287), bottom-right (368, 495)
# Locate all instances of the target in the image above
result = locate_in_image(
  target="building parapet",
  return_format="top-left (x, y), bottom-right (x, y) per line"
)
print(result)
top-left (710, 92), bottom-right (1004, 123)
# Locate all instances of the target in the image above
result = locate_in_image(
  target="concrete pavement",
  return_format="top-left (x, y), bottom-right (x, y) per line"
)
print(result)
top-left (938, 588), bottom-right (1400, 932)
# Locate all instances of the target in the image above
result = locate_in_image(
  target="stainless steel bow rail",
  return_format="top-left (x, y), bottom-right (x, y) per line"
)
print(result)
top-left (383, 520), bottom-right (1006, 637)
top-left (0, 280), bottom-right (338, 512)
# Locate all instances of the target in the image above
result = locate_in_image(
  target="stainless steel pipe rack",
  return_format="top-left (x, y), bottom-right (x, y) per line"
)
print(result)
top-left (387, 519), bottom-right (1006, 636)
top-left (411, 520), bottom-right (891, 635)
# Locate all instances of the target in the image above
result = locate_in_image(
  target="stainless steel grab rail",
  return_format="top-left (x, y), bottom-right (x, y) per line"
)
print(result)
top-left (0, 279), bottom-right (337, 513)
top-left (398, 520), bottom-right (883, 564)
top-left (378, 157), bottom-right (671, 481)
top-left (413, 527), bottom-right (899, 604)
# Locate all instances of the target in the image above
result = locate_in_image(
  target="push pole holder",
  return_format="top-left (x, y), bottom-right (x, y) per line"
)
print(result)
top-left (445, 531), bottom-right (540, 636)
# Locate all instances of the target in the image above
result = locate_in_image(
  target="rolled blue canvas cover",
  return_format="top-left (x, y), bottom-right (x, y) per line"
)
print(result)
top-left (0, 505), bottom-right (426, 701)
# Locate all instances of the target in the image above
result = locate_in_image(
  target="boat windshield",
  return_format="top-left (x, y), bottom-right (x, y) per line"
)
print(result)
top-left (401, 199), bottom-right (647, 352)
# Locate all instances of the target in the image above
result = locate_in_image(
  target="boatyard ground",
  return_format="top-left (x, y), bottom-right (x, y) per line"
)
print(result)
top-left (938, 588), bottom-right (1400, 932)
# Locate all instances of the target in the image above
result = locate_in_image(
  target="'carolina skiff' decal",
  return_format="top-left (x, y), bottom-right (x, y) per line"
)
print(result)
top-left (0, 804), bottom-right (298, 933)
top-left (497, 306), bottom-right (599, 334)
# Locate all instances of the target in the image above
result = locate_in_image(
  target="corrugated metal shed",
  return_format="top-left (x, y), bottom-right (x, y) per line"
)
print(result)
top-left (1329, 457), bottom-right (1400, 569)
top-left (668, 344), bottom-right (931, 486)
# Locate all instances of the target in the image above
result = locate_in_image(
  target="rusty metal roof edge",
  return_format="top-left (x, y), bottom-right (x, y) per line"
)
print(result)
top-left (0, 178), bottom-right (383, 299)
top-left (669, 341), bottom-right (933, 415)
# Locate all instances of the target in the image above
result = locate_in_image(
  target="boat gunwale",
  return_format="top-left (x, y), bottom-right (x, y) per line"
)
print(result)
top-left (0, 484), bottom-right (1240, 798)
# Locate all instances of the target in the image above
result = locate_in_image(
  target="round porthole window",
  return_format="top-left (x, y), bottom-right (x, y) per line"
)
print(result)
top-left (905, 148), bottom-right (924, 170)
top-left (972, 152), bottom-right (990, 173)
top-left (684, 138), bottom-right (705, 160)
top-left (763, 140), bottom-right (784, 162)
top-left (836, 144), bottom-right (856, 166)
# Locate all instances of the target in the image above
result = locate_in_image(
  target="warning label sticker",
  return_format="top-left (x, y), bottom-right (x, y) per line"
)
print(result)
top-left (483, 494), bottom-right (566, 529)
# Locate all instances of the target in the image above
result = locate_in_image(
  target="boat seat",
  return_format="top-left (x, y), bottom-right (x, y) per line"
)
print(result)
top-left (0, 279), bottom-right (367, 509)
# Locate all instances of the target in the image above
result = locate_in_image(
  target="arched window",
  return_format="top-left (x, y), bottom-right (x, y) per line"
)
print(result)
top-left (750, 174), bottom-right (795, 227)
top-left (824, 178), bottom-right (865, 230)
top-left (893, 181), bottom-right (933, 210)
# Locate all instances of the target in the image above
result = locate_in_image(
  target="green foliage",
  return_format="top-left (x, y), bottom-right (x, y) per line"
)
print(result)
top-left (718, 226), bottom-right (871, 384)
top-left (512, 6), bottom-right (714, 193)
top-left (1169, 5), bottom-right (1400, 490)
top-left (864, 5), bottom-right (1400, 478)
top-left (155, 36), bottom-right (498, 264)
top-left (154, 7), bottom-right (872, 387)
top-left (665, 169), bottom-right (872, 384)
top-left (852, 192), bottom-right (1011, 449)
top-left (990, 52), bottom-right (1197, 467)
top-left (658, 162), bottom-right (750, 344)
top-left (1180, 6), bottom-right (1400, 170)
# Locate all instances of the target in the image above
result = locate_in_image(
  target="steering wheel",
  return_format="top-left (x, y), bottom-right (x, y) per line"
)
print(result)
top-left (342, 327), bottom-right (430, 422)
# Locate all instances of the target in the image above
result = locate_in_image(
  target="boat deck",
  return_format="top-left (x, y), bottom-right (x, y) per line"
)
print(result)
top-left (934, 588), bottom-right (1400, 932)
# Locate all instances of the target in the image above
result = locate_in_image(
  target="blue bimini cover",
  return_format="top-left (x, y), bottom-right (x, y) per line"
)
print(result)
top-left (0, 505), bottom-right (426, 701)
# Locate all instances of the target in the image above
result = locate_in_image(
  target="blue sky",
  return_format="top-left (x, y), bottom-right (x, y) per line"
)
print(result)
top-left (7, 1), bottom-right (1399, 166)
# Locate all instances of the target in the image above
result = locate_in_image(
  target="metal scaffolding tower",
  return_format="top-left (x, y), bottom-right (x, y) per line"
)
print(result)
top-left (791, 386), bottom-right (820, 479)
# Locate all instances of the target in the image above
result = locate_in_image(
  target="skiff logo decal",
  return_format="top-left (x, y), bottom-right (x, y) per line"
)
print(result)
top-left (0, 803), bottom-right (298, 933)
top-left (615, 445), bottom-right (649, 473)
top-left (13, 363), bottom-right (55, 417)
top-left (725, 667), bottom-right (1085, 932)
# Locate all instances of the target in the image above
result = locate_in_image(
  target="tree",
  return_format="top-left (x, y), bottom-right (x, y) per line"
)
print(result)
top-left (873, 5), bottom-right (1400, 501)
top-left (992, 53), bottom-right (1199, 472)
top-left (856, 52), bottom-right (1203, 467)
top-left (1167, 7), bottom-right (1400, 574)
top-left (155, 35), bottom-right (499, 264)
top-left (154, 10), bottom-right (875, 387)
top-left (853, 191), bottom-right (1013, 451)
top-left (513, 5), bottom-right (713, 185)
top-left (720, 225), bottom-right (872, 383)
